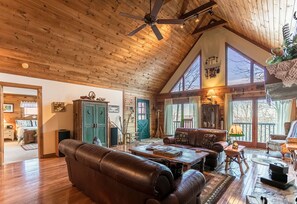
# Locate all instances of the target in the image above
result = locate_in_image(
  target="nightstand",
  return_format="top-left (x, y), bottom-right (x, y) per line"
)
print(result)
top-left (4, 129), bottom-right (14, 141)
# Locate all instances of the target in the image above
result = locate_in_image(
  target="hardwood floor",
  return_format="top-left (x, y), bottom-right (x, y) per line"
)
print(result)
top-left (0, 146), bottom-right (295, 204)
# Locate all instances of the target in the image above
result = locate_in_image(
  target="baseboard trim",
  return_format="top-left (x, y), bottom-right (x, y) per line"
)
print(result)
top-left (42, 153), bottom-right (56, 158)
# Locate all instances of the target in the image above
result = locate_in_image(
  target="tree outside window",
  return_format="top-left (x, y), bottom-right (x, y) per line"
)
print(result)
top-left (227, 45), bottom-right (265, 86)
top-left (171, 55), bottom-right (201, 92)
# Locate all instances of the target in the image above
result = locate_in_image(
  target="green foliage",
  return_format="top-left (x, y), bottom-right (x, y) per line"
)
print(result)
top-left (267, 23), bottom-right (297, 65)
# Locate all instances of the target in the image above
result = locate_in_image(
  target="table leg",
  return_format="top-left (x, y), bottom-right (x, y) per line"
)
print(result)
top-left (237, 154), bottom-right (244, 175)
top-left (292, 150), bottom-right (297, 171)
top-left (242, 151), bottom-right (249, 169)
top-left (225, 156), bottom-right (230, 171)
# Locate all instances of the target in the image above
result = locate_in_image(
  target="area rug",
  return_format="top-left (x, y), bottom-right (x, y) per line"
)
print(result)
top-left (21, 143), bottom-right (38, 151)
top-left (249, 177), bottom-right (297, 203)
top-left (200, 172), bottom-right (235, 204)
top-left (251, 156), bottom-right (286, 166)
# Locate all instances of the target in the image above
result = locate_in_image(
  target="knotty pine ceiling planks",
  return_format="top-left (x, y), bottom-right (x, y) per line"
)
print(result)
top-left (0, 0), bottom-right (295, 94)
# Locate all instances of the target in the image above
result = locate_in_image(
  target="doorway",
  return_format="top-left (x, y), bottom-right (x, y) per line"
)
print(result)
top-left (0, 82), bottom-right (43, 165)
top-left (136, 99), bottom-right (150, 139)
top-left (232, 98), bottom-right (292, 148)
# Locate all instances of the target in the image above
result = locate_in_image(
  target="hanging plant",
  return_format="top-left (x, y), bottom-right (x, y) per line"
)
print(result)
top-left (266, 15), bottom-right (297, 65)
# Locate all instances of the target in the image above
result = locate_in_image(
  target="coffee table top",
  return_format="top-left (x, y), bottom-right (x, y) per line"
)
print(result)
top-left (129, 144), bottom-right (208, 166)
top-left (224, 145), bottom-right (246, 153)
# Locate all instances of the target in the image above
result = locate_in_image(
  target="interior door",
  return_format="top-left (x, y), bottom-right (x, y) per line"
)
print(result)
top-left (137, 99), bottom-right (150, 139)
top-left (83, 102), bottom-right (96, 144)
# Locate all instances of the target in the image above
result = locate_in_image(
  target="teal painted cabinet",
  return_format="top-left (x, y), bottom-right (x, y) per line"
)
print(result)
top-left (73, 99), bottom-right (108, 147)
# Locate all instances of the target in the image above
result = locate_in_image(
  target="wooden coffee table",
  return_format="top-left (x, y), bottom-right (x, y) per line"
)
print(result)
top-left (129, 145), bottom-right (209, 172)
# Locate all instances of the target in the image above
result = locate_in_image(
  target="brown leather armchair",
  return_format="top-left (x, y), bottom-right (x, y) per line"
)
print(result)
top-left (59, 139), bottom-right (206, 204)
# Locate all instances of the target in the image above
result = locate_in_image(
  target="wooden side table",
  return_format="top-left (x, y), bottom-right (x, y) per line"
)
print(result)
top-left (224, 145), bottom-right (249, 175)
top-left (4, 129), bottom-right (14, 141)
top-left (286, 143), bottom-right (297, 171)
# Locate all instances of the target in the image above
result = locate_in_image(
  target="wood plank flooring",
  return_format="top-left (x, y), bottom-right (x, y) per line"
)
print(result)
top-left (0, 146), bottom-right (296, 204)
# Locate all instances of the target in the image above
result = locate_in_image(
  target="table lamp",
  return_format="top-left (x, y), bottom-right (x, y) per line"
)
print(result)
top-left (228, 124), bottom-right (244, 149)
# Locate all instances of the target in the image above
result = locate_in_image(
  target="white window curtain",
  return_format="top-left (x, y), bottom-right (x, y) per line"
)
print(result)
top-left (189, 96), bottom-right (201, 128)
top-left (224, 93), bottom-right (233, 131)
top-left (274, 99), bottom-right (293, 134)
top-left (164, 99), bottom-right (173, 135)
top-left (20, 101), bottom-right (37, 108)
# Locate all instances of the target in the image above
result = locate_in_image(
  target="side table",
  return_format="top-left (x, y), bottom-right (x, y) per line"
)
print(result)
top-left (286, 143), bottom-right (297, 171)
top-left (224, 145), bottom-right (249, 175)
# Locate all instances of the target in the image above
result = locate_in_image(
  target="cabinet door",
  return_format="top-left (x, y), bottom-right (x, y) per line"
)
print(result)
top-left (83, 103), bottom-right (96, 144)
top-left (95, 104), bottom-right (107, 146)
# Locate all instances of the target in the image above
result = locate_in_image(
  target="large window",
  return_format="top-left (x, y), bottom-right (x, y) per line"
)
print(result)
top-left (171, 55), bottom-right (201, 92)
top-left (227, 45), bottom-right (265, 86)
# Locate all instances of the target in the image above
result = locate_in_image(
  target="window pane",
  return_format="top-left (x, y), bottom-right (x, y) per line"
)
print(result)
top-left (171, 79), bottom-right (183, 92)
top-left (24, 107), bottom-right (37, 116)
top-left (227, 47), bottom-right (251, 85)
top-left (257, 99), bottom-right (277, 143)
top-left (232, 100), bottom-right (253, 142)
top-left (184, 55), bottom-right (200, 90)
top-left (254, 64), bottom-right (265, 83)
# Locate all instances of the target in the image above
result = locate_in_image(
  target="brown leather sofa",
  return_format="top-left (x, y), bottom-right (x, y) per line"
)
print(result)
top-left (59, 139), bottom-right (206, 204)
top-left (163, 128), bottom-right (228, 170)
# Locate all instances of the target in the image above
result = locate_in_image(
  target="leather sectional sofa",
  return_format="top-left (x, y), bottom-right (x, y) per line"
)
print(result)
top-left (59, 139), bottom-right (206, 204)
top-left (163, 128), bottom-right (228, 170)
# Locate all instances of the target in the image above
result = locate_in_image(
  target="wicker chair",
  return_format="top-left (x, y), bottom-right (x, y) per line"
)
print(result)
top-left (266, 122), bottom-right (291, 158)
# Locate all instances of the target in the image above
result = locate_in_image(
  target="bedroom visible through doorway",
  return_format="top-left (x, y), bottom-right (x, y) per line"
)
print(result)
top-left (3, 86), bottom-right (39, 164)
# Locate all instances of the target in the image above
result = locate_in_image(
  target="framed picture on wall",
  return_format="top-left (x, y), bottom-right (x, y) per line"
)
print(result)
top-left (3, 104), bottom-right (14, 113)
top-left (51, 102), bottom-right (66, 112)
top-left (108, 105), bottom-right (120, 113)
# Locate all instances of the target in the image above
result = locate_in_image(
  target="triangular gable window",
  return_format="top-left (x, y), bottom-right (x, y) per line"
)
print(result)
top-left (171, 55), bottom-right (201, 92)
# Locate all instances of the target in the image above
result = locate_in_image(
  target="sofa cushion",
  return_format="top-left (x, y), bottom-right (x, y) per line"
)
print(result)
top-left (175, 132), bottom-right (189, 145)
top-left (201, 134), bottom-right (216, 149)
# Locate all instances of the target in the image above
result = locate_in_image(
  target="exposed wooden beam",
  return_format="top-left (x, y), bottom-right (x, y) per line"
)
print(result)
top-left (179, 1), bottom-right (217, 20)
top-left (192, 19), bottom-right (227, 35)
top-left (192, 13), bottom-right (208, 34)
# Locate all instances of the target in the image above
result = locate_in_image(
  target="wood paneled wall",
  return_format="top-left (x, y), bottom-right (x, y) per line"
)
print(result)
top-left (3, 94), bottom-right (37, 132)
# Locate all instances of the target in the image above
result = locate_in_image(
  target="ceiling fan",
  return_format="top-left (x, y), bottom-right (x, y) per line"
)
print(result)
top-left (120, 0), bottom-right (184, 40)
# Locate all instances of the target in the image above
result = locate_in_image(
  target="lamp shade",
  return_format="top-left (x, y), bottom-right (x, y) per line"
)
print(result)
top-left (207, 89), bottom-right (216, 97)
top-left (229, 124), bottom-right (244, 137)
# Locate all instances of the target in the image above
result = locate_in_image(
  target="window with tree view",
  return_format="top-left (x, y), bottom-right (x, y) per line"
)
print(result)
top-left (171, 55), bottom-right (201, 92)
top-left (227, 45), bottom-right (265, 86)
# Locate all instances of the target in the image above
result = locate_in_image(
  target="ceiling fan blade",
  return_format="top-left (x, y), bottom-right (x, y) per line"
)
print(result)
top-left (120, 12), bottom-right (144, 21)
top-left (128, 24), bottom-right (147, 36)
top-left (150, 0), bottom-right (164, 19)
top-left (151, 24), bottom-right (163, 40)
top-left (157, 19), bottom-right (184, 24)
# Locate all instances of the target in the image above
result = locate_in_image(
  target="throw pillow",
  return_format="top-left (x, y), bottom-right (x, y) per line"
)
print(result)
top-left (175, 132), bottom-right (189, 145)
top-left (201, 134), bottom-right (217, 149)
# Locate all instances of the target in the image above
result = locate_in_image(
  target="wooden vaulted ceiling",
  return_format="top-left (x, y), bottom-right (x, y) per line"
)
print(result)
top-left (0, 0), bottom-right (296, 94)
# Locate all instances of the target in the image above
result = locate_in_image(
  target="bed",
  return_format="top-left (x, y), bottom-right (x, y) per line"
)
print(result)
top-left (15, 120), bottom-right (38, 143)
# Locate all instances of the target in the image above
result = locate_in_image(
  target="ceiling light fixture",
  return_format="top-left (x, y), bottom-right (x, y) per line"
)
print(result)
top-left (180, 23), bottom-right (185, 29)
top-left (22, 63), bottom-right (29, 69)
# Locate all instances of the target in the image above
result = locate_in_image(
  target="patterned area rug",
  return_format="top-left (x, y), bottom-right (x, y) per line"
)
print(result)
top-left (250, 177), bottom-right (297, 203)
top-left (201, 172), bottom-right (235, 204)
top-left (21, 143), bottom-right (38, 151)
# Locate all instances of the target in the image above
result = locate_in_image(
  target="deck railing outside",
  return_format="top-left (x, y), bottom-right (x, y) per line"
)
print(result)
top-left (233, 122), bottom-right (275, 143)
